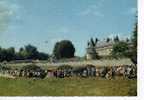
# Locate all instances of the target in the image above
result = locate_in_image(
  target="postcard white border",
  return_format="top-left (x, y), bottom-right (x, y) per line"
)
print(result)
top-left (0, 0), bottom-right (143, 100)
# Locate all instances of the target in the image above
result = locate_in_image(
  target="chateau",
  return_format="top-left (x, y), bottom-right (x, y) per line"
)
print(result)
top-left (86, 38), bottom-right (132, 60)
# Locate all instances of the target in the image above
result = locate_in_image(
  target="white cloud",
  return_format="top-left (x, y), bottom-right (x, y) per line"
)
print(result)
top-left (78, 8), bottom-right (104, 17)
top-left (0, 0), bottom-right (20, 32)
top-left (0, 0), bottom-right (19, 17)
top-left (0, 1), bottom-right (10, 32)
top-left (78, 0), bottom-right (105, 17)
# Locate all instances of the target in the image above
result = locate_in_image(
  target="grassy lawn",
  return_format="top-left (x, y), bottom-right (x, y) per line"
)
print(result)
top-left (0, 77), bottom-right (137, 96)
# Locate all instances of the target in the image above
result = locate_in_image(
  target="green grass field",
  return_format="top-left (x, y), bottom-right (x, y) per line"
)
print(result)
top-left (0, 77), bottom-right (137, 96)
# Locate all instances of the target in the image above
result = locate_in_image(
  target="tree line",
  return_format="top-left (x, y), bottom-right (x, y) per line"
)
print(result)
top-left (0, 21), bottom-right (137, 64)
top-left (0, 44), bottom-right (49, 61)
top-left (0, 40), bottom-right (75, 62)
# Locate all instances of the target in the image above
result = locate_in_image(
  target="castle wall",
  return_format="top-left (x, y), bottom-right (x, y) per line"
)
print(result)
top-left (96, 46), bottom-right (113, 56)
top-left (86, 40), bottom-right (133, 59)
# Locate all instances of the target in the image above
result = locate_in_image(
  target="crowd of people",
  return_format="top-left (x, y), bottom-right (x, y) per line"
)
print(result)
top-left (0, 64), bottom-right (137, 79)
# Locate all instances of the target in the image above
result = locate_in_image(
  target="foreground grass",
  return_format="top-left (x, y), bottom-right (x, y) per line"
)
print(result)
top-left (0, 77), bottom-right (137, 96)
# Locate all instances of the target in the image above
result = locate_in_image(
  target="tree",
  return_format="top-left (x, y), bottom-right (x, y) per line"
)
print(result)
top-left (53, 42), bottom-right (61, 59)
top-left (0, 47), bottom-right (2, 61)
top-left (16, 45), bottom-right (49, 60)
top-left (90, 38), bottom-right (95, 47)
top-left (128, 23), bottom-right (137, 65)
top-left (16, 47), bottom-right (29, 60)
top-left (126, 38), bottom-right (130, 42)
top-left (0, 48), bottom-right (3, 61)
top-left (6, 47), bottom-right (16, 61)
top-left (53, 40), bottom-right (75, 59)
top-left (0, 48), bottom-right (7, 61)
top-left (111, 41), bottom-right (129, 58)
top-left (106, 38), bottom-right (110, 43)
top-left (0, 44), bottom-right (49, 61)
top-left (95, 38), bottom-right (99, 45)
top-left (132, 23), bottom-right (137, 48)
top-left (0, 47), bottom-right (16, 61)
top-left (37, 52), bottom-right (49, 60)
top-left (25, 44), bottom-right (39, 59)
top-left (114, 35), bottom-right (119, 42)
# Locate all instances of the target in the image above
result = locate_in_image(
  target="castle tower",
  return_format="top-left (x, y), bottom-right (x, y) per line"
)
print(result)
top-left (86, 38), bottom-right (97, 60)
top-left (86, 47), bottom-right (97, 60)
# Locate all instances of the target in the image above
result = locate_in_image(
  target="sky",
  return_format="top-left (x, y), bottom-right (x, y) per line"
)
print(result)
top-left (0, 0), bottom-right (137, 56)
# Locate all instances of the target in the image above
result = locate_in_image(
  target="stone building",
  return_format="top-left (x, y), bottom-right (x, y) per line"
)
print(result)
top-left (86, 38), bottom-right (132, 60)
top-left (96, 41), bottom-right (114, 57)
top-left (86, 38), bottom-right (98, 60)
top-left (86, 47), bottom-right (97, 60)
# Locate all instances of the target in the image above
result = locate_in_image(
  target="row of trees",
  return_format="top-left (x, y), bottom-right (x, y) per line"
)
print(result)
top-left (111, 23), bottom-right (137, 64)
top-left (0, 44), bottom-right (49, 62)
top-left (89, 35), bottom-right (130, 44)
top-left (0, 40), bottom-right (75, 62)
top-left (0, 29), bottom-right (137, 62)
top-left (0, 23), bottom-right (137, 63)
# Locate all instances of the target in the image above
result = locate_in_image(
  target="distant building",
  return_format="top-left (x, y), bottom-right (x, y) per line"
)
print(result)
top-left (96, 41), bottom-right (114, 57)
top-left (86, 38), bottom-right (98, 60)
top-left (86, 38), bottom-right (132, 60)
top-left (86, 47), bottom-right (97, 60)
